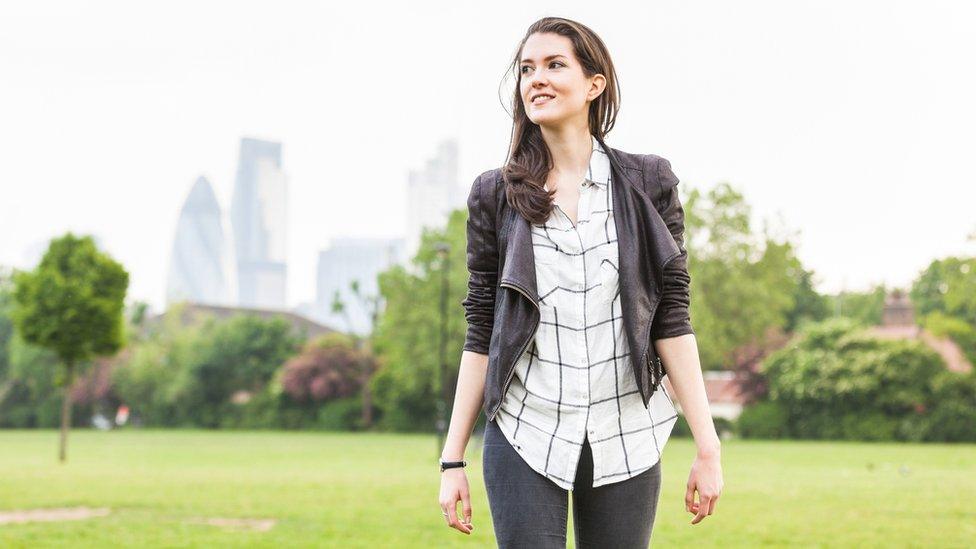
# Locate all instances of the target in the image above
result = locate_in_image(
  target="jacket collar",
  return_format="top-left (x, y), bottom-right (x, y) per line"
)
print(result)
top-left (499, 136), bottom-right (680, 304)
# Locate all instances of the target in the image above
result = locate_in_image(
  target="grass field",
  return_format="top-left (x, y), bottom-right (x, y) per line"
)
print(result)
top-left (0, 429), bottom-right (974, 548)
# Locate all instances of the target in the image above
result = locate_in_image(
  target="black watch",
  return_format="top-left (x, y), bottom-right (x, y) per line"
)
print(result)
top-left (439, 458), bottom-right (467, 472)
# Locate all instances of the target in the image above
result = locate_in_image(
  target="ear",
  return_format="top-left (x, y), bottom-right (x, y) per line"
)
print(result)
top-left (589, 74), bottom-right (607, 101)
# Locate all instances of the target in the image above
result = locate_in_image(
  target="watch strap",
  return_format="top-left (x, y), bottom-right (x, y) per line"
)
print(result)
top-left (440, 459), bottom-right (467, 472)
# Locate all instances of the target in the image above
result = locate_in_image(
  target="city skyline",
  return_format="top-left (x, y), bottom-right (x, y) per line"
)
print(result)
top-left (2, 2), bottom-right (975, 314)
top-left (163, 136), bottom-right (456, 328)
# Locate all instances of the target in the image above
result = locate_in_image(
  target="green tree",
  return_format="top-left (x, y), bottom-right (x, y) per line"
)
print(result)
top-left (827, 285), bottom-right (888, 326)
top-left (10, 233), bottom-right (129, 462)
top-left (171, 313), bottom-right (301, 428)
top-left (0, 318), bottom-right (64, 428)
top-left (110, 301), bottom-right (202, 427)
top-left (0, 267), bottom-right (15, 405)
top-left (911, 256), bottom-right (976, 365)
top-left (370, 211), bottom-right (469, 431)
top-left (786, 266), bottom-right (831, 333)
top-left (330, 277), bottom-right (384, 428)
top-left (911, 257), bottom-right (976, 323)
top-left (683, 183), bottom-right (810, 370)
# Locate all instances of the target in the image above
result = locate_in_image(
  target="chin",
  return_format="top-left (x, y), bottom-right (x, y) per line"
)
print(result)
top-left (528, 111), bottom-right (564, 126)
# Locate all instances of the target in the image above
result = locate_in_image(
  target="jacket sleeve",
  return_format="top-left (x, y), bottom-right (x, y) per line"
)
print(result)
top-left (460, 172), bottom-right (499, 355)
top-left (650, 157), bottom-right (696, 341)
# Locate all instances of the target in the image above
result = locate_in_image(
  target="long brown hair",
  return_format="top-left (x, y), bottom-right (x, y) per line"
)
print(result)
top-left (501, 17), bottom-right (621, 226)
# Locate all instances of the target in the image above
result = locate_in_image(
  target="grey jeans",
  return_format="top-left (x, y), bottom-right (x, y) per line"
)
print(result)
top-left (482, 418), bottom-right (663, 548)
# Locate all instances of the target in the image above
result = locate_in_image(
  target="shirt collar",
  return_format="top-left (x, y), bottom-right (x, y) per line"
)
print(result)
top-left (587, 134), bottom-right (611, 188)
top-left (543, 135), bottom-right (612, 191)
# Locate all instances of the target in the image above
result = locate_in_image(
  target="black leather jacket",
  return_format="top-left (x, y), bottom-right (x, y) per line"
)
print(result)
top-left (462, 136), bottom-right (695, 421)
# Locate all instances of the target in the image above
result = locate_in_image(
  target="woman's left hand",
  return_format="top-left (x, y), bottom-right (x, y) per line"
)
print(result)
top-left (685, 448), bottom-right (723, 524)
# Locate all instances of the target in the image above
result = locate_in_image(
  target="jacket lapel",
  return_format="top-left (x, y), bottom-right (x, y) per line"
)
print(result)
top-left (603, 142), bottom-right (683, 288)
top-left (499, 206), bottom-right (538, 300)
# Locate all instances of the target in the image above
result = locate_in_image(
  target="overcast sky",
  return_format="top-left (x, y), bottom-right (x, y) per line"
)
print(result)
top-left (2, 1), bottom-right (974, 314)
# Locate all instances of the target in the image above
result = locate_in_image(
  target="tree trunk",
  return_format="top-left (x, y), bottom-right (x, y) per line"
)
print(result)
top-left (59, 361), bottom-right (74, 463)
top-left (361, 337), bottom-right (375, 429)
top-left (362, 380), bottom-right (373, 427)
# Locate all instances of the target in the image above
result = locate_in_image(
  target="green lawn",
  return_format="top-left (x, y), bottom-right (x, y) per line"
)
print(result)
top-left (0, 429), bottom-right (973, 547)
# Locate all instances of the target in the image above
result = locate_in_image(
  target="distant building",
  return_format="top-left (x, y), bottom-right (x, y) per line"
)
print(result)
top-left (166, 176), bottom-right (236, 307)
top-left (230, 137), bottom-right (288, 309)
top-left (667, 371), bottom-right (749, 421)
top-left (314, 237), bottom-right (407, 335)
top-left (405, 139), bottom-right (463, 259)
top-left (866, 288), bottom-right (973, 373)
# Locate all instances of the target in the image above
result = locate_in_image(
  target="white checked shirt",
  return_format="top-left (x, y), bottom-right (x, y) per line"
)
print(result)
top-left (493, 135), bottom-right (680, 490)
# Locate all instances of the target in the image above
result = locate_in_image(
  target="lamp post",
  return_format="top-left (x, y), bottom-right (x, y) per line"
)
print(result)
top-left (434, 242), bottom-right (451, 454)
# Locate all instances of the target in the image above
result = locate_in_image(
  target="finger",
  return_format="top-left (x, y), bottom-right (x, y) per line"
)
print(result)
top-left (440, 501), bottom-right (453, 527)
top-left (454, 492), bottom-right (472, 534)
top-left (447, 496), bottom-right (470, 535)
top-left (684, 482), bottom-right (696, 513)
top-left (691, 493), bottom-right (708, 524)
top-left (699, 494), bottom-right (713, 518)
top-left (689, 491), bottom-right (700, 523)
top-left (445, 498), bottom-right (460, 530)
top-left (461, 491), bottom-right (474, 529)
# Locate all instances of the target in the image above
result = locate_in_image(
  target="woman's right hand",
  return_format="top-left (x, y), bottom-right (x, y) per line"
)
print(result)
top-left (439, 467), bottom-right (475, 535)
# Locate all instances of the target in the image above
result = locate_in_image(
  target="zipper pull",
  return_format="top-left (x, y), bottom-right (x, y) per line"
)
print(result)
top-left (647, 355), bottom-right (664, 389)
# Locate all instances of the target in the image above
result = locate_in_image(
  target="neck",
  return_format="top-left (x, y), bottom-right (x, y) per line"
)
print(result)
top-left (540, 124), bottom-right (592, 179)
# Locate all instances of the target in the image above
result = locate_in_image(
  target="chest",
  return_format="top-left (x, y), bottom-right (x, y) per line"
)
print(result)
top-left (530, 181), bottom-right (620, 310)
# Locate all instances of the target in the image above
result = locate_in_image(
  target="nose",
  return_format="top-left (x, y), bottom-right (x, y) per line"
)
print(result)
top-left (526, 77), bottom-right (548, 100)
top-left (525, 66), bottom-right (548, 87)
top-left (529, 71), bottom-right (548, 87)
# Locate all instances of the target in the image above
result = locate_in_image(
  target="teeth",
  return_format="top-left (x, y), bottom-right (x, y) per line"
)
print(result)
top-left (533, 95), bottom-right (554, 103)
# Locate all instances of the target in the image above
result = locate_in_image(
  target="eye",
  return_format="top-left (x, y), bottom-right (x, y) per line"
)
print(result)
top-left (520, 61), bottom-right (564, 74)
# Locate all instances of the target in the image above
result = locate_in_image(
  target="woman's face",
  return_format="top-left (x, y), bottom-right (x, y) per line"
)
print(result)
top-left (519, 32), bottom-right (604, 129)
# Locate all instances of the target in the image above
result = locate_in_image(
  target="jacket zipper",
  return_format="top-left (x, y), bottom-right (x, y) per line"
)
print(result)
top-left (639, 250), bottom-right (680, 403)
top-left (489, 280), bottom-right (540, 421)
top-left (646, 354), bottom-right (664, 389)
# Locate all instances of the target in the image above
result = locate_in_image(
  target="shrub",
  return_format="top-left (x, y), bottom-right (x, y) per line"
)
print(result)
top-left (736, 401), bottom-right (790, 439)
top-left (317, 395), bottom-right (364, 431)
top-left (752, 317), bottom-right (964, 441)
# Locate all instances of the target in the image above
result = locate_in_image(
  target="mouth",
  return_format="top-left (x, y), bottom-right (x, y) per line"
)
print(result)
top-left (531, 94), bottom-right (555, 106)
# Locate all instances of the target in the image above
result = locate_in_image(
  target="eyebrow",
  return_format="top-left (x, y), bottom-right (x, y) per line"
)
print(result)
top-left (520, 54), bottom-right (567, 64)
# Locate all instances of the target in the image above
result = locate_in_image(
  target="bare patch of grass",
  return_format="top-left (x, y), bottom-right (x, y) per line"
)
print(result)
top-left (187, 517), bottom-right (277, 532)
top-left (0, 506), bottom-right (111, 525)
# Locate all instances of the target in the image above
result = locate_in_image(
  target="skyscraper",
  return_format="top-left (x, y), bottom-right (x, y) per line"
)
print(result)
top-left (166, 176), bottom-right (236, 307)
top-left (405, 138), bottom-right (463, 259)
top-left (230, 137), bottom-right (288, 309)
top-left (314, 237), bottom-right (407, 335)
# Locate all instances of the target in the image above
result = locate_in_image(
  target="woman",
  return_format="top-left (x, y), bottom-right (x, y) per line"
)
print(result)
top-left (438, 16), bottom-right (724, 547)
